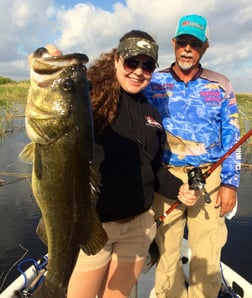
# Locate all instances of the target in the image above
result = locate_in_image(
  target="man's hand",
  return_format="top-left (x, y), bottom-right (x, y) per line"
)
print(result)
top-left (215, 185), bottom-right (237, 216)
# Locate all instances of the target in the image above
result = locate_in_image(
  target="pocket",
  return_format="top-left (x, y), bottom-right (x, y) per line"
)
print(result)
top-left (142, 209), bottom-right (157, 248)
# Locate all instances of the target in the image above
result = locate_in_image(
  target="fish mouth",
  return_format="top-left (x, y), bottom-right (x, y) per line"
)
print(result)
top-left (30, 53), bottom-right (89, 87)
top-left (31, 53), bottom-right (89, 75)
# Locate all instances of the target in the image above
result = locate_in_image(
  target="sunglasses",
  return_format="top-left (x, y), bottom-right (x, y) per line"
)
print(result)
top-left (122, 58), bottom-right (156, 74)
top-left (176, 38), bottom-right (203, 49)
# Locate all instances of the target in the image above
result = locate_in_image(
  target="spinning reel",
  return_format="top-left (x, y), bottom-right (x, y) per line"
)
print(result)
top-left (187, 167), bottom-right (211, 203)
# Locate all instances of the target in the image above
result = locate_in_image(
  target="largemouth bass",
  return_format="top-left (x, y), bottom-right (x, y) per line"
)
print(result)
top-left (165, 131), bottom-right (207, 160)
top-left (19, 49), bottom-right (108, 297)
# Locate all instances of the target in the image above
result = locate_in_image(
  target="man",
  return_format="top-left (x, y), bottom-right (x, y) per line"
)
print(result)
top-left (144, 14), bottom-right (241, 298)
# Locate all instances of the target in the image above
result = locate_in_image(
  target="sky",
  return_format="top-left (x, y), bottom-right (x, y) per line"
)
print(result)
top-left (1, 0), bottom-right (252, 93)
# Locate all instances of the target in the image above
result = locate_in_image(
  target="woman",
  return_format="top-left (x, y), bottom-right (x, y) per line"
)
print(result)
top-left (67, 30), bottom-right (199, 298)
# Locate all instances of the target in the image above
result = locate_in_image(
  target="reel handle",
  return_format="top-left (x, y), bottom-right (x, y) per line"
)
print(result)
top-left (188, 167), bottom-right (211, 203)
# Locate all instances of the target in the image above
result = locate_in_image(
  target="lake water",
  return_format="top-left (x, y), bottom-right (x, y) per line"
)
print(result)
top-left (0, 103), bottom-right (252, 293)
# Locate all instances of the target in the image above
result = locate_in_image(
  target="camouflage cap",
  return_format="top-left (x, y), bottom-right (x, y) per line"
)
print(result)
top-left (117, 37), bottom-right (159, 65)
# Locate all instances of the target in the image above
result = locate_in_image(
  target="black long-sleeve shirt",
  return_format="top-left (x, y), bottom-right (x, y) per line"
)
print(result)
top-left (94, 90), bottom-right (182, 222)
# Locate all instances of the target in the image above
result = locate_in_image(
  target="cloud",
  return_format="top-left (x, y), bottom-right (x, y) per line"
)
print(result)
top-left (0, 0), bottom-right (251, 92)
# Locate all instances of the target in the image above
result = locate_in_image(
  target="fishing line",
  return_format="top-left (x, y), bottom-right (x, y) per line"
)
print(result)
top-left (0, 244), bottom-right (29, 292)
top-left (0, 172), bottom-right (31, 177)
top-left (0, 177), bottom-right (30, 187)
top-left (0, 172), bottom-right (31, 187)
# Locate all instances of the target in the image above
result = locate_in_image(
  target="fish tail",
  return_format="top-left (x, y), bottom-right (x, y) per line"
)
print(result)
top-left (80, 212), bottom-right (108, 255)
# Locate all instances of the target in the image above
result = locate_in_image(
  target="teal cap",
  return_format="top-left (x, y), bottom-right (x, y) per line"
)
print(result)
top-left (174, 14), bottom-right (209, 43)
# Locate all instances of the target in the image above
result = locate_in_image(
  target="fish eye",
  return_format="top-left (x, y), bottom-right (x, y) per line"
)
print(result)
top-left (62, 78), bottom-right (74, 91)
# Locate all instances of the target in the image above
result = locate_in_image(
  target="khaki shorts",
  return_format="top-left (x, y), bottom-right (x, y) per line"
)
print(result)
top-left (74, 209), bottom-right (156, 271)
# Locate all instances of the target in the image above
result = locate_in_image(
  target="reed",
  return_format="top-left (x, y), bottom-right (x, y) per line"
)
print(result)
top-left (237, 94), bottom-right (252, 139)
top-left (0, 81), bottom-right (29, 136)
top-left (0, 80), bottom-right (30, 102)
top-left (0, 80), bottom-right (251, 140)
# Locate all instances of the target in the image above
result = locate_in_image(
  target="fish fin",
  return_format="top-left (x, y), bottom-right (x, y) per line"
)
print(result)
top-left (78, 164), bottom-right (107, 255)
top-left (80, 211), bottom-right (108, 255)
top-left (18, 142), bottom-right (34, 163)
top-left (34, 144), bottom-right (43, 179)
top-left (36, 217), bottom-right (48, 246)
top-left (89, 164), bottom-right (101, 207)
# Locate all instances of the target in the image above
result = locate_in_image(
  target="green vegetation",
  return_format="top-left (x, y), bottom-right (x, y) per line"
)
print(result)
top-left (0, 79), bottom-right (30, 102)
top-left (0, 78), bottom-right (251, 140)
top-left (237, 94), bottom-right (252, 143)
top-left (0, 78), bottom-right (30, 136)
top-left (0, 76), bottom-right (15, 84)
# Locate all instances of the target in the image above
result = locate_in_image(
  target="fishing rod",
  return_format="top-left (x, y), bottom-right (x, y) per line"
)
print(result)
top-left (159, 129), bottom-right (252, 222)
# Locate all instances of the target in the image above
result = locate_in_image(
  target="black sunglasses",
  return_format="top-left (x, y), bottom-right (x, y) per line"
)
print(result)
top-left (122, 58), bottom-right (156, 74)
top-left (176, 38), bottom-right (203, 49)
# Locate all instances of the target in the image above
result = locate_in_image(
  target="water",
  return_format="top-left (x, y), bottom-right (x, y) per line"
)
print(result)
top-left (0, 103), bottom-right (46, 290)
top-left (222, 169), bottom-right (252, 282)
top-left (0, 115), bottom-right (47, 292)
top-left (0, 105), bottom-right (252, 293)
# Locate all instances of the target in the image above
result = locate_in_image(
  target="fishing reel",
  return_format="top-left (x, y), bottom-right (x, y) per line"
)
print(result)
top-left (14, 289), bottom-right (31, 297)
top-left (187, 167), bottom-right (211, 203)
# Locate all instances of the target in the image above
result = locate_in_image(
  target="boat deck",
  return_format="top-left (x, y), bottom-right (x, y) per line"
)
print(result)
top-left (130, 266), bottom-right (156, 298)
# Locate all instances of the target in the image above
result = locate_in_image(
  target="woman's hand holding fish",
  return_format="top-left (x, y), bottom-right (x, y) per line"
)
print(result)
top-left (28, 44), bottom-right (62, 65)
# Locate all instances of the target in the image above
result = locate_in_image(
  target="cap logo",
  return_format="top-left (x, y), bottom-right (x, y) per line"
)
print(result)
top-left (117, 37), bottom-right (159, 64)
top-left (136, 40), bottom-right (151, 49)
top-left (182, 20), bottom-right (204, 31)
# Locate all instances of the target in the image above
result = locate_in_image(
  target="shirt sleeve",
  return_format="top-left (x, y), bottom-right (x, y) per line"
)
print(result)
top-left (220, 82), bottom-right (241, 188)
top-left (155, 166), bottom-right (183, 200)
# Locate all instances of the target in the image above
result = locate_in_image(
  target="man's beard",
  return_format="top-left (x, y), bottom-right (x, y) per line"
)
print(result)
top-left (178, 59), bottom-right (193, 71)
top-left (177, 52), bottom-right (194, 71)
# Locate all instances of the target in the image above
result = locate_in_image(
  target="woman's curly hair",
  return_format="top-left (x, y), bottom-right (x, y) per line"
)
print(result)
top-left (87, 49), bottom-right (120, 134)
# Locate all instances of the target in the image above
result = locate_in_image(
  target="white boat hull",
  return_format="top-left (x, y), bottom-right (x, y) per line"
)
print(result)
top-left (133, 239), bottom-right (252, 298)
top-left (1, 239), bottom-right (252, 298)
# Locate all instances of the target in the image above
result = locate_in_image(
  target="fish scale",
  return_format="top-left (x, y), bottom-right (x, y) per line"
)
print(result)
top-left (19, 50), bottom-right (108, 298)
